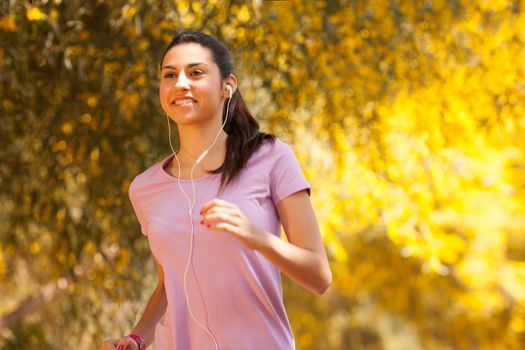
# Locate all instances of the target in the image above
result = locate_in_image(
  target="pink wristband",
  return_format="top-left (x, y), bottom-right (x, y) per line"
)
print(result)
top-left (128, 333), bottom-right (146, 350)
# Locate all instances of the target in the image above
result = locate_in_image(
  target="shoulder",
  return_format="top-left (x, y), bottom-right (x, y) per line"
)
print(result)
top-left (263, 137), bottom-right (302, 170)
top-left (245, 136), bottom-right (304, 180)
top-left (129, 154), bottom-right (171, 194)
top-left (250, 136), bottom-right (296, 162)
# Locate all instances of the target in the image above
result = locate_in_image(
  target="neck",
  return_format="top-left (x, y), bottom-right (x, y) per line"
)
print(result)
top-left (176, 119), bottom-right (228, 164)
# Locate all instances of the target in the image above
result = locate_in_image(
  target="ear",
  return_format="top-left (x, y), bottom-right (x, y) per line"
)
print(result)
top-left (223, 74), bottom-right (237, 98)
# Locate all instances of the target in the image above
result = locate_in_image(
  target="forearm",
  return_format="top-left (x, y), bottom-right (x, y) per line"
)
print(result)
top-left (130, 282), bottom-right (167, 347)
top-left (253, 229), bottom-right (332, 295)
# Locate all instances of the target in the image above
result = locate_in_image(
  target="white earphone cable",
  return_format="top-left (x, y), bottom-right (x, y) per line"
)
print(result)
top-left (165, 87), bottom-right (232, 350)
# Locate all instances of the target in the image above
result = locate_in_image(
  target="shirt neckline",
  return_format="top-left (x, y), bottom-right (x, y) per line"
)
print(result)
top-left (159, 153), bottom-right (220, 183)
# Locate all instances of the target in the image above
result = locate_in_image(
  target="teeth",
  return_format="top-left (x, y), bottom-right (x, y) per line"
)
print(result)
top-left (174, 99), bottom-right (194, 105)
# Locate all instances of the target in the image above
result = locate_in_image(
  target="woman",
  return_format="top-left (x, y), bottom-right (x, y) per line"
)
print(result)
top-left (103, 30), bottom-right (331, 350)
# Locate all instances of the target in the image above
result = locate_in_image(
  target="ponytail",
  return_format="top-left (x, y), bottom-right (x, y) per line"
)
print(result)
top-left (211, 89), bottom-right (275, 191)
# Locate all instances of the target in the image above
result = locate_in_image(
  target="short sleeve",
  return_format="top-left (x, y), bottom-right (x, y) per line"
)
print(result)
top-left (269, 140), bottom-right (311, 206)
top-left (128, 178), bottom-right (148, 236)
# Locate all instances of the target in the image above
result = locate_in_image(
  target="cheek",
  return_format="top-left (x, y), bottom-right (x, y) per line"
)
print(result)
top-left (159, 82), bottom-right (172, 96)
top-left (159, 83), bottom-right (171, 109)
top-left (201, 86), bottom-right (222, 108)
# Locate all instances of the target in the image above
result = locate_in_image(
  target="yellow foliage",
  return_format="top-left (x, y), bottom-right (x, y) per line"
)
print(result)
top-left (3, 0), bottom-right (525, 348)
top-left (26, 7), bottom-right (46, 21)
top-left (237, 5), bottom-right (251, 23)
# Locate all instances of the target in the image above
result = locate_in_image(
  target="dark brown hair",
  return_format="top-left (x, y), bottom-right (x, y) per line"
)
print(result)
top-left (160, 30), bottom-right (275, 190)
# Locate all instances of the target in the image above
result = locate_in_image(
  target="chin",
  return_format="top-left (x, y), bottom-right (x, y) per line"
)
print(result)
top-left (173, 115), bottom-right (206, 125)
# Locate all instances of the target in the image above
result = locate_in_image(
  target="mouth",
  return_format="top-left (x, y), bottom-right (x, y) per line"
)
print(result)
top-left (171, 97), bottom-right (197, 107)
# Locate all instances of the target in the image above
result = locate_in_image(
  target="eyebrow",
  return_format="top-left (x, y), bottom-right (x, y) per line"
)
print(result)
top-left (161, 62), bottom-right (209, 70)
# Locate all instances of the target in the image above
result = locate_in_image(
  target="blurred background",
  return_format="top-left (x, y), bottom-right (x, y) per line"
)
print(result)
top-left (1, 0), bottom-right (525, 349)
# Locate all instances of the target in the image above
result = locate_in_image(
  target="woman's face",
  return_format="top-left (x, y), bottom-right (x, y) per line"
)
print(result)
top-left (159, 43), bottom-right (225, 125)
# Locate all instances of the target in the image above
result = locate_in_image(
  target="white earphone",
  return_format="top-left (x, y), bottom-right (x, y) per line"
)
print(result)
top-left (165, 83), bottom-right (233, 350)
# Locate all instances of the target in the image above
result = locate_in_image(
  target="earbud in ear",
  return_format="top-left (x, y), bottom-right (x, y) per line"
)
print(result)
top-left (226, 85), bottom-right (232, 99)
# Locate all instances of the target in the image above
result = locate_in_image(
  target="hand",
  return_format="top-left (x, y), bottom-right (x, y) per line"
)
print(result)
top-left (200, 199), bottom-right (265, 250)
top-left (101, 336), bottom-right (139, 350)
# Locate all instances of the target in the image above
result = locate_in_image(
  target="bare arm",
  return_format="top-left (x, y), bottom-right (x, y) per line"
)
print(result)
top-left (256, 190), bottom-right (332, 294)
top-left (130, 258), bottom-right (167, 346)
top-left (102, 258), bottom-right (166, 349)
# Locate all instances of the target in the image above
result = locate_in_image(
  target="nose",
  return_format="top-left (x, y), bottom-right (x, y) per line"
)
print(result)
top-left (175, 71), bottom-right (190, 90)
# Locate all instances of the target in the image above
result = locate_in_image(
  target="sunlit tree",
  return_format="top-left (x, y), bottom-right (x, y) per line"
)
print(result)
top-left (1, 0), bottom-right (524, 349)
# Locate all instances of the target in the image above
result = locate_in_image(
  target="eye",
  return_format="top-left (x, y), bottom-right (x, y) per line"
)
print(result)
top-left (163, 72), bottom-right (176, 79)
top-left (191, 70), bottom-right (204, 76)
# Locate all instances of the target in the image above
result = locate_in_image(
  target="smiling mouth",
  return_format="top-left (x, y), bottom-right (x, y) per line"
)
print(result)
top-left (173, 102), bottom-right (196, 109)
top-left (172, 98), bottom-right (197, 107)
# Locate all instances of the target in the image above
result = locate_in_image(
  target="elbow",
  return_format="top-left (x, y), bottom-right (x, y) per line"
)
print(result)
top-left (314, 268), bottom-right (332, 295)
top-left (318, 276), bottom-right (332, 295)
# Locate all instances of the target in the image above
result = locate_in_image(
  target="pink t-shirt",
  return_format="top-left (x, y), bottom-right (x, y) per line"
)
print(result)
top-left (128, 138), bottom-right (310, 350)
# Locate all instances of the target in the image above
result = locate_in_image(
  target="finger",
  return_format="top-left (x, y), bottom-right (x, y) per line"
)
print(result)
top-left (125, 337), bottom-right (138, 350)
top-left (204, 204), bottom-right (239, 215)
top-left (116, 339), bottom-right (131, 350)
top-left (207, 221), bottom-right (239, 235)
top-left (201, 203), bottom-right (241, 224)
top-left (202, 207), bottom-right (239, 223)
top-left (201, 198), bottom-right (236, 214)
top-left (202, 213), bottom-right (241, 228)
